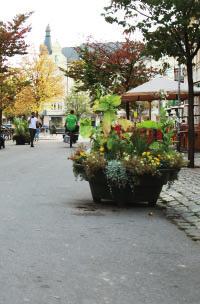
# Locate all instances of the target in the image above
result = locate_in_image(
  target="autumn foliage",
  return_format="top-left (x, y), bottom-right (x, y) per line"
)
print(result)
top-left (5, 45), bottom-right (64, 117)
top-left (65, 39), bottom-right (157, 99)
top-left (0, 13), bottom-right (32, 125)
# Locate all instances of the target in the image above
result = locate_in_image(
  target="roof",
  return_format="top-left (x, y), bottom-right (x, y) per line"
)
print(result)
top-left (61, 47), bottom-right (79, 62)
top-left (61, 42), bottom-right (120, 62)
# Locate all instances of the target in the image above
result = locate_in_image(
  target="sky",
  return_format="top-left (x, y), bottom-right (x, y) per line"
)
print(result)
top-left (0, 0), bottom-right (126, 50)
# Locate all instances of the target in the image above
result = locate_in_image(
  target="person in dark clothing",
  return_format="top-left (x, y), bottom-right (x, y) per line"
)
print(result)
top-left (64, 110), bottom-right (78, 148)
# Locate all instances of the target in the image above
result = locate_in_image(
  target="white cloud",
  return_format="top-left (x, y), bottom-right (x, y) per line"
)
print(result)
top-left (0, 0), bottom-right (126, 49)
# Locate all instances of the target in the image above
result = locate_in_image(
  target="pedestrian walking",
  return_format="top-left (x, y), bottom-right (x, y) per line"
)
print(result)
top-left (28, 112), bottom-right (38, 147)
top-left (35, 126), bottom-right (40, 141)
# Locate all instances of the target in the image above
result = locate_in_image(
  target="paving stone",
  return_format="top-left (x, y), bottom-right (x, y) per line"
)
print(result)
top-left (180, 201), bottom-right (194, 207)
top-left (186, 216), bottom-right (200, 222)
top-left (182, 215), bottom-right (199, 223)
top-left (174, 221), bottom-right (189, 228)
top-left (184, 229), bottom-right (200, 236)
top-left (176, 206), bottom-right (189, 212)
top-left (193, 223), bottom-right (200, 229)
top-left (162, 165), bottom-right (200, 241)
top-left (189, 207), bottom-right (200, 213)
top-left (177, 225), bottom-right (189, 229)
top-left (166, 201), bottom-right (181, 207)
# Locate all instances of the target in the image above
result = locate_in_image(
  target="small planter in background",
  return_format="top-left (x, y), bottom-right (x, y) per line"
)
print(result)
top-left (13, 134), bottom-right (30, 145)
top-left (12, 118), bottom-right (31, 145)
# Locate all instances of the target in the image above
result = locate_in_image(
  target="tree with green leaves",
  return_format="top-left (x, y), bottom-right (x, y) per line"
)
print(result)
top-left (0, 12), bottom-right (32, 126)
top-left (65, 86), bottom-right (91, 118)
top-left (104, 0), bottom-right (200, 167)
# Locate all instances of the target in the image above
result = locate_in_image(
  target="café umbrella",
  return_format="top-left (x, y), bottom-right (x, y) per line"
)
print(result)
top-left (122, 76), bottom-right (200, 118)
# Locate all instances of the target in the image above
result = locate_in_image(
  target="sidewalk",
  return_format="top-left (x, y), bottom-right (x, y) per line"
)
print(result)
top-left (38, 133), bottom-right (62, 140)
top-left (38, 133), bottom-right (90, 144)
top-left (159, 154), bottom-right (200, 242)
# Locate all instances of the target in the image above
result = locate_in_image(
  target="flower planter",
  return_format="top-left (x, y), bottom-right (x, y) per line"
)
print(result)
top-left (13, 135), bottom-right (30, 145)
top-left (70, 95), bottom-right (185, 207)
top-left (15, 136), bottom-right (26, 145)
top-left (88, 168), bottom-right (179, 206)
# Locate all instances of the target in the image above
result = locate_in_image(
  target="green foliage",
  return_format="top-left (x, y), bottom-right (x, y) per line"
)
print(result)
top-left (131, 131), bottom-right (150, 156)
top-left (93, 94), bottom-right (121, 112)
top-left (104, 0), bottom-right (200, 64)
top-left (90, 126), bottom-right (106, 152)
top-left (93, 94), bottom-right (121, 136)
top-left (137, 120), bottom-right (161, 129)
top-left (13, 117), bottom-right (29, 135)
top-left (69, 94), bottom-right (185, 188)
top-left (149, 141), bottom-right (163, 152)
top-left (106, 160), bottom-right (129, 188)
top-left (159, 108), bottom-right (175, 152)
top-left (105, 130), bottom-right (132, 160)
top-left (13, 117), bottom-right (30, 142)
top-left (103, 0), bottom-right (200, 167)
top-left (79, 118), bottom-right (94, 138)
top-left (65, 85), bottom-right (92, 117)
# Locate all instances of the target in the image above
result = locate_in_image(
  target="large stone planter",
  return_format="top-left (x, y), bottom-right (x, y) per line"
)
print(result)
top-left (87, 168), bottom-right (179, 206)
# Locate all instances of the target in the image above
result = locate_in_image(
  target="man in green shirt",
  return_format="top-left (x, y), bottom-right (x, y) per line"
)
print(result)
top-left (64, 110), bottom-right (78, 147)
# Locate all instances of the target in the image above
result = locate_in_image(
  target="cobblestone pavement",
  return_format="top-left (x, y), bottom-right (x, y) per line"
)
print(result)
top-left (159, 156), bottom-right (200, 242)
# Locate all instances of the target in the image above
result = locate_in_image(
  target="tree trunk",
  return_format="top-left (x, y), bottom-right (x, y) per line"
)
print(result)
top-left (187, 59), bottom-right (195, 168)
top-left (0, 109), bottom-right (2, 128)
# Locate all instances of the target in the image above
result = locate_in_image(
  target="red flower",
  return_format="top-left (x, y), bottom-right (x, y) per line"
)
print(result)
top-left (113, 124), bottom-right (121, 135)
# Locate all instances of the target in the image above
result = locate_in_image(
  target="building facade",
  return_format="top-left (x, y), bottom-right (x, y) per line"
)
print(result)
top-left (42, 25), bottom-right (77, 128)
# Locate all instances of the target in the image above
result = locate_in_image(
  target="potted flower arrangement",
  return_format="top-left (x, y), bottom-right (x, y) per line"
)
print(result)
top-left (69, 95), bottom-right (186, 206)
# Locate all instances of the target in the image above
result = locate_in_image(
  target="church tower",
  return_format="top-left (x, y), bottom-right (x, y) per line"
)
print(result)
top-left (44, 24), bottom-right (52, 54)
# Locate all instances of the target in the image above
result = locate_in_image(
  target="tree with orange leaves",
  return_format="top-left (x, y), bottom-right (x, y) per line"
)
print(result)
top-left (5, 45), bottom-right (64, 117)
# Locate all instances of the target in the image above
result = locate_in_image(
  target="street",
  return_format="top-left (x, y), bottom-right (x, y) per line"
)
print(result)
top-left (0, 140), bottom-right (200, 304)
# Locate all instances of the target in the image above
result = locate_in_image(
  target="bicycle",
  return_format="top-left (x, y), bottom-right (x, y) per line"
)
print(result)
top-left (63, 131), bottom-right (79, 148)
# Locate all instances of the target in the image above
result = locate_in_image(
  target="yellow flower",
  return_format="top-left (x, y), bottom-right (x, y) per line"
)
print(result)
top-left (80, 151), bottom-right (86, 156)
top-left (99, 146), bottom-right (104, 152)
